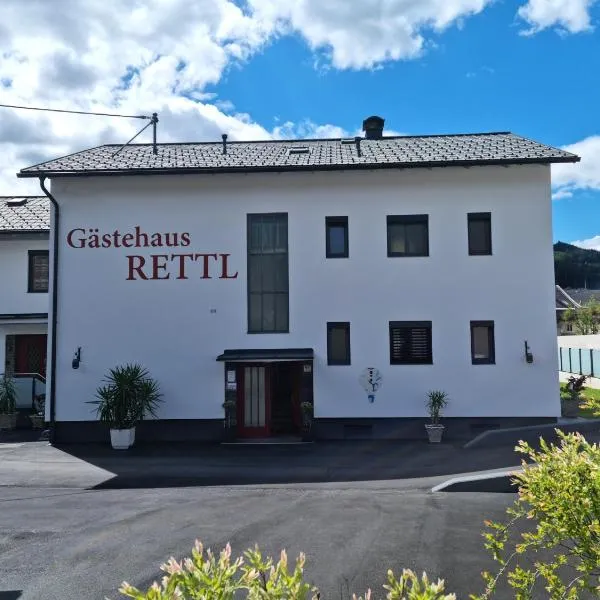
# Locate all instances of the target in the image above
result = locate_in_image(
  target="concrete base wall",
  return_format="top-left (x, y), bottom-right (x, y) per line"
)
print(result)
top-left (52, 416), bottom-right (557, 444)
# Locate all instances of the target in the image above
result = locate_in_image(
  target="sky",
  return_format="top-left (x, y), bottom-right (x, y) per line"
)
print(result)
top-left (0, 0), bottom-right (599, 248)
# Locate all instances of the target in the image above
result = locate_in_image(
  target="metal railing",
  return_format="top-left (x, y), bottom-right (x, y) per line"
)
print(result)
top-left (558, 347), bottom-right (600, 378)
top-left (1, 372), bottom-right (46, 410)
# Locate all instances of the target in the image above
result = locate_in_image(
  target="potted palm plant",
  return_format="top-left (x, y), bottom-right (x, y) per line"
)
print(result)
top-left (0, 374), bottom-right (18, 430)
top-left (300, 401), bottom-right (313, 441)
top-left (425, 390), bottom-right (449, 443)
top-left (89, 363), bottom-right (162, 450)
top-left (29, 394), bottom-right (46, 429)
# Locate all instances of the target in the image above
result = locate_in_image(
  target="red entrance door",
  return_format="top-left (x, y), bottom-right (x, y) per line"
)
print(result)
top-left (15, 335), bottom-right (47, 376)
top-left (237, 364), bottom-right (271, 438)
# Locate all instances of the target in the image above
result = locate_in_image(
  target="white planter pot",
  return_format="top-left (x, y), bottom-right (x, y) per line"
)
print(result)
top-left (425, 424), bottom-right (445, 443)
top-left (110, 427), bottom-right (136, 450)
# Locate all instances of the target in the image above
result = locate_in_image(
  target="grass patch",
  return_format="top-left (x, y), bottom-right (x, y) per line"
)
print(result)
top-left (560, 383), bottom-right (600, 418)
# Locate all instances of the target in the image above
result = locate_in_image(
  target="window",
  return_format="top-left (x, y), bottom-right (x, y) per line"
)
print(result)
top-left (389, 321), bottom-right (432, 364)
top-left (247, 213), bottom-right (289, 333)
top-left (327, 322), bottom-right (351, 365)
top-left (387, 215), bottom-right (429, 257)
top-left (325, 216), bottom-right (349, 258)
top-left (470, 321), bottom-right (495, 364)
top-left (468, 212), bottom-right (492, 255)
top-left (28, 250), bottom-right (49, 293)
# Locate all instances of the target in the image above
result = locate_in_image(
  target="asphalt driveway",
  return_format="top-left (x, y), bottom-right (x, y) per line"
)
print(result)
top-left (0, 482), bottom-right (518, 599)
top-left (0, 439), bottom-right (535, 598)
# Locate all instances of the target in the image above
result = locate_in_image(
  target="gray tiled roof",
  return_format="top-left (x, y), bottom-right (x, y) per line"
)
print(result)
top-left (17, 132), bottom-right (579, 178)
top-left (564, 288), bottom-right (600, 306)
top-left (0, 197), bottom-right (50, 232)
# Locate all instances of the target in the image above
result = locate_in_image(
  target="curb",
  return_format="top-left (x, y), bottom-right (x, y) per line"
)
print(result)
top-left (432, 467), bottom-right (522, 493)
top-left (464, 419), bottom-right (600, 449)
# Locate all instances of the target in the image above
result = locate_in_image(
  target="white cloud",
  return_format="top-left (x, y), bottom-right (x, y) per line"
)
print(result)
top-left (517, 0), bottom-right (598, 35)
top-left (552, 136), bottom-right (600, 199)
top-left (571, 236), bottom-right (600, 251)
top-left (248, 0), bottom-right (493, 69)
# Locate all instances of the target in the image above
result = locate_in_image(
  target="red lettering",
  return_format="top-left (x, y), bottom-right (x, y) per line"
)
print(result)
top-left (180, 232), bottom-right (191, 247)
top-left (127, 255), bottom-right (148, 280)
top-left (122, 233), bottom-right (134, 248)
top-left (66, 228), bottom-right (85, 248)
top-left (152, 254), bottom-right (170, 280)
top-left (134, 226), bottom-right (149, 248)
top-left (113, 230), bottom-right (122, 248)
top-left (171, 254), bottom-right (194, 280)
top-left (194, 253), bottom-right (217, 279)
top-left (219, 253), bottom-right (238, 279)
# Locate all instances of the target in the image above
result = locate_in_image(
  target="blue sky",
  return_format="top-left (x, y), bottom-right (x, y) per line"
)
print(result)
top-left (1, 0), bottom-right (599, 248)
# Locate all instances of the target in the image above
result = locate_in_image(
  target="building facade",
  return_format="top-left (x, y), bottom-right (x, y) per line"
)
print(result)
top-left (0, 197), bottom-right (49, 408)
top-left (18, 124), bottom-right (580, 442)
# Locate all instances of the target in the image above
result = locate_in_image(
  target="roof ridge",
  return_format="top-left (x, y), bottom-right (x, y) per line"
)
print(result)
top-left (96, 131), bottom-right (515, 148)
top-left (0, 195), bottom-right (46, 199)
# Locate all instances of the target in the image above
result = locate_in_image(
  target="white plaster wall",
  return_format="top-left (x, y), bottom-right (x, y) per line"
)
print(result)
top-left (50, 164), bottom-right (559, 422)
top-left (558, 335), bottom-right (600, 349)
top-left (0, 237), bottom-right (49, 314)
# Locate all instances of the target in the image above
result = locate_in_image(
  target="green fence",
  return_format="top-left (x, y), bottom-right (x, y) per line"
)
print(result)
top-left (559, 347), bottom-right (600, 377)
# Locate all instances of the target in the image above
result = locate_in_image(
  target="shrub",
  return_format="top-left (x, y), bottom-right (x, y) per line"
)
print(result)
top-left (475, 431), bottom-right (600, 598)
top-left (115, 541), bottom-right (457, 599)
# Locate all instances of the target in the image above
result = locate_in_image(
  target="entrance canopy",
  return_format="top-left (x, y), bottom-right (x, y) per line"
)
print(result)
top-left (216, 348), bottom-right (314, 362)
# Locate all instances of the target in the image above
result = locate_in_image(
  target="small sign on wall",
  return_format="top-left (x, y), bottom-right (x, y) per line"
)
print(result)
top-left (359, 368), bottom-right (383, 403)
top-left (226, 370), bottom-right (236, 383)
top-left (226, 382), bottom-right (237, 391)
top-left (303, 363), bottom-right (312, 374)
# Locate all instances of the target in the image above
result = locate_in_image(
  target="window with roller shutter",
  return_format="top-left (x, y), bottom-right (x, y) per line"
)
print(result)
top-left (389, 321), bottom-right (433, 365)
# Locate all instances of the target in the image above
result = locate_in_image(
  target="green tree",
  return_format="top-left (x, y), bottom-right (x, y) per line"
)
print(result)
top-left (474, 431), bottom-right (600, 599)
top-left (563, 299), bottom-right (600, 334)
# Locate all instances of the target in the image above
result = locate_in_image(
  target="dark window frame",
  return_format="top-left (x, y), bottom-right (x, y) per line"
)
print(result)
top-left (387, 214), bottom-right (429, 257)
top-left (247, 213), bottom-right (289, 334)
top-left (470, 320), bottom-right (495, 365)
top-left (468, 212), bottom-right (492, 256)
top-left (27, 250), bottom-right (49, 293)
top-left (389, 321), bottom-right (433, 365)
top-left (327, 322), bottom-right (351, 365)
top-left (325, 216), bottom-right (349, 258)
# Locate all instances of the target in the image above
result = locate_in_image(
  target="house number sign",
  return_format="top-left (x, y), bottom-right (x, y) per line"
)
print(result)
top-left (359, 368), bottom-right (383, 403)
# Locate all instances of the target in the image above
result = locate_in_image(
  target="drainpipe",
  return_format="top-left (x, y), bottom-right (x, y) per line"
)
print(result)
top-left (39, 177), bottom-right (59, 444)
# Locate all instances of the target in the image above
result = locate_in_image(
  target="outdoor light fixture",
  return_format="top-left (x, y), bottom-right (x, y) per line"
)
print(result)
top-left (524, 341), bottom-right (533, 364)
top-left (72, 347), bottom-right (82, 369)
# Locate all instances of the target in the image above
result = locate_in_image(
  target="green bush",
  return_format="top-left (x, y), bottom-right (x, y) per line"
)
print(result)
top-left (115, 541), bottom-right (456, 599)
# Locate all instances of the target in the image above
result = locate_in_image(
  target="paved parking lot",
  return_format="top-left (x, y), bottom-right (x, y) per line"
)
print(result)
top-left (0, 440), bottom-right (531, 598)
top-left (0, 483), bottom-right (517, 599)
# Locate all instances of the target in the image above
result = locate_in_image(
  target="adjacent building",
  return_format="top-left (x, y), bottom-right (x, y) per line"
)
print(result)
top-left (0, 196), bottom-right (50, 407)
top-left (17, 118), bottom-right (580, 442)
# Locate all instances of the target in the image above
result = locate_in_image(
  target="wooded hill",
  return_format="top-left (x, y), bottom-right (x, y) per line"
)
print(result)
top-left (554, 242), bottom-right (600, 289)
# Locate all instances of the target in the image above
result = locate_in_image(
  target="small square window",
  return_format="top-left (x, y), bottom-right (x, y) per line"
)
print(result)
top-left (327, 322), bottom-right (351, 365)
top-left (28, 250), bottom-right (49, 293)
top-left (325, 216), bottom-right (349, 258)
top-left (387, 215), bottom-right (429, 257)
top-left (468, 213), bottom-right (492, 255)
top-left (471, 321), bottom-right (495, 364)
top-left (389, 321), bottom-right (432, 365)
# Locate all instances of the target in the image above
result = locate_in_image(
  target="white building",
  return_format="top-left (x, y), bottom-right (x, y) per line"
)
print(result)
top-left (17, 118), bottom-right (580, 443)
top-left (0, 196), bottom-right (49, 408)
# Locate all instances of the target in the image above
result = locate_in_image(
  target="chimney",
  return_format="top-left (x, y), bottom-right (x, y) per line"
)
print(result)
top-left (362, 115), bottom-right (385, 140)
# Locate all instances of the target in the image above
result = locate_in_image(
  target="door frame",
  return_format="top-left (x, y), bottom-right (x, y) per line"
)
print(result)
top-left (236, 363), bottom-right (271, 438)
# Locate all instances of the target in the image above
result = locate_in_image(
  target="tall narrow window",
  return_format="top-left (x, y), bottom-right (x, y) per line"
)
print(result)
top-left (387, 215), bottom-right (429, 257)
top-left (247, 213), bottom-right (289, 333)
top-left (28, 250), bottom-right (49, 293)
top-left (389, 321), bottom-right (432, 364)
top-left (468, 212), bottom-right (492, 255)
top-left (327, 322), bottom-right (351, 365)
top-left (470, 321), bottom-right (495, 364)
top-left (325, 216), bottom-right (349, 258)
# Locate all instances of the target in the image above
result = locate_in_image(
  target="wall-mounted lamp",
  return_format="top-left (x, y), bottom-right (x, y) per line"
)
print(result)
top-left (72, 347), bottom-right (82, 369)
top-left (524, 341), bottom-right (533, 364)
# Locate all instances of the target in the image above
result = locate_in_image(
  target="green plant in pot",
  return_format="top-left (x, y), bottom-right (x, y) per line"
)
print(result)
top-left (0, 374), bottom-right (18, 430)
top-left (89, 363), bottom-right (162, 450)
top-left (300, 401), bottom-right (313, 439)
top-left (29, 393), bottom-right (46, 429)
top-left (425, 390), bottom-right (449, 443)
